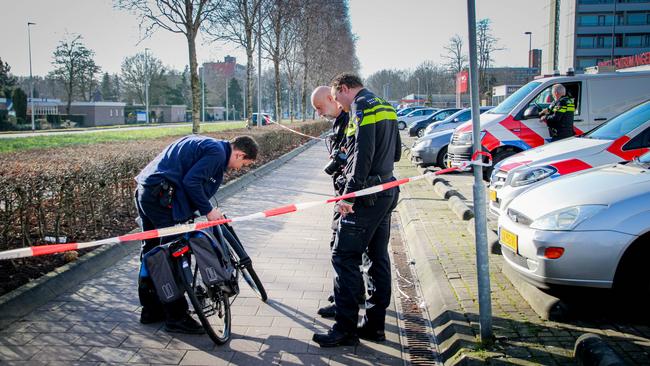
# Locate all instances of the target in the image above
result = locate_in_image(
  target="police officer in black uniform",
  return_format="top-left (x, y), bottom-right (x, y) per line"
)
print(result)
top-left (541, 83), bottom-right (576, 141)
top-left (313, 73), bottom-right (401, 347)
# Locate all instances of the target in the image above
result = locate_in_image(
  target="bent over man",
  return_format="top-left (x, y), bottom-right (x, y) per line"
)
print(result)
top-left (135, 135), bottom-right (258, 334)
top-left (313, 73), bottom-right (401, 347)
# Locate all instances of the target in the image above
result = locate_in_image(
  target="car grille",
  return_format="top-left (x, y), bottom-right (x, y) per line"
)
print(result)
top-left (449, 152), bottom-right (471, 165)
top-left (502, 247), bottom-right (530, 269)
top-left (506, 208), bottom-right (533, 226)
top-left (490, 170), bottom-right (508, 189)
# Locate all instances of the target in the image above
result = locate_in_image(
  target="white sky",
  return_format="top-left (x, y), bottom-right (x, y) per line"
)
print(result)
top-left (1, 0), bottom-right (546, 78)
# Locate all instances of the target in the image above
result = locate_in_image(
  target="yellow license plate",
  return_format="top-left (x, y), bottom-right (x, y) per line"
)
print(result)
top-left (489, 189), bottom-right (497, 202)
top-left (499, 228), bottom-right (518, 253)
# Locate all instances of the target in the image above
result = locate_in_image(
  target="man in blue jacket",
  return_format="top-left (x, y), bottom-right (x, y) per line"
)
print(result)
top-left (135, 135), bottom-right (258, 333)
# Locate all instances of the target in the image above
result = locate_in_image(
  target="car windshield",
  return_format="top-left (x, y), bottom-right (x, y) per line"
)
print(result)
top-left (585, 101), bottom-right (650, 140)
top-left (487, 81), bottom-right (542, 115)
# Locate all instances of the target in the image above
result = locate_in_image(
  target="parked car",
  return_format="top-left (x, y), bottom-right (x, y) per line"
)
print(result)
top-left (397, 108), bottom-right (437, 130)
top-left (411, 107), bottom-right (493, 167)
top-left (447, 70), bottom-right (650, 179)
top-left (489, 100), bottom-right (650, 216)
top-left (408, 108), bottom-right (460, 137)
top-left (498, 152), bottom-right (650, 296)
top-left (247, 113), bottom-right (274, 126)
top-left (397, 106), bottom-right (426, 119)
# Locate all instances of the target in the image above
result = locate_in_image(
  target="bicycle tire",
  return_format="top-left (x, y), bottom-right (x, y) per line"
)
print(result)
top-left (241, 263), bottom-right (268, 302)
top-left (179, 256), bottom-right (231, 345)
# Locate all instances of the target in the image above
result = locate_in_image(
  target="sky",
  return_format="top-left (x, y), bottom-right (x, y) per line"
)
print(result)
top-left (1, 0), bottom-right (546, 79)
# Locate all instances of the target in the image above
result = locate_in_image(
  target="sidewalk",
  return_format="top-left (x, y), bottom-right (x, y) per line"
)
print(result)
top-left (394, 149), bottom-right (650, 365)
top-left (0, 143), bottom-right (406, 365)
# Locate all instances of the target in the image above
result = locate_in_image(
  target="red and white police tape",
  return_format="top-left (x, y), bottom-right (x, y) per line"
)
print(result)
top-left (0, 151), bottom-right (491, 261)
top-left (268, 120), bottom-right (326, 141)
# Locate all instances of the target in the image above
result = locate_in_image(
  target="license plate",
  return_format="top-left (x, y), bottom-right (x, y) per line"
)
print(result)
top-left (489, 189), bottom-right (497, 202)
top-left (499, 227), bottom-right (518, 253)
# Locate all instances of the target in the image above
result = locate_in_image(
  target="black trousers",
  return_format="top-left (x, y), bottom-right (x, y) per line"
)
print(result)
top-left (134, 186), bottom-right (189, 321)
top-left (332, 188), bottom-right (399, 333)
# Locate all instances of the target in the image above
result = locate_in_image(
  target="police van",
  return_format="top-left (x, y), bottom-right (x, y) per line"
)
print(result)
top-left (447, 70), bottom-right (650, 179)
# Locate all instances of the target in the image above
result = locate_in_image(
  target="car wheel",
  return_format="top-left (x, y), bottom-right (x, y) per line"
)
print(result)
top-left (436, 146), bottom-right (449, 168)
top-left (417, 128), bottom-right (425, 138)
top-left (398, 121), bottom-right (406, 130)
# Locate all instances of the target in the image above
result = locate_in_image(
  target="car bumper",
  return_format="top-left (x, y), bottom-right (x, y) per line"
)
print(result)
top-left (498, 214), bottom-right (633, 289)
top-left (411, 145), bottom-right (439, 166)
top-left (448, 143), bottom-right (472, 167)
top-left (487, 183), bottom-right (528, 217)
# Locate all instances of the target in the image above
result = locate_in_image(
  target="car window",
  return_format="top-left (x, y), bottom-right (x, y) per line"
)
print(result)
top-left (423, 109), bottom-right (434, 115)
top-left (587, 101), bottom-right (650, 140)
top-left (624, 127), bottom-right (650, 150)
top-left (527, 82), bottom-right (582, 116)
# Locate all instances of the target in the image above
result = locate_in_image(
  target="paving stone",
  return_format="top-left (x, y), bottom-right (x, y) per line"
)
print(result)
top-left (179, 350), bottom-right (234, 365)
top-left (128, 348), bottom-right (186, 364)
top-left (78, 346), bottom-right (136, 363)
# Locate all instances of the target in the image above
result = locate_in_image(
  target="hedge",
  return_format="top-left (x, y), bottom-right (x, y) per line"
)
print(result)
top-left (0, 121), bottom-right (330, 252)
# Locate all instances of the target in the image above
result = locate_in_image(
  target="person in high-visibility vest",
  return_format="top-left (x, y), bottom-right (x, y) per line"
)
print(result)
top-left (541, 84), bottom-right (576, 141)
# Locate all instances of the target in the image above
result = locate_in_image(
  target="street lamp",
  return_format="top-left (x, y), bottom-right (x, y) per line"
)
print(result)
top-left (417, 78), bottom-right (420, 106)
top-left (524, 31), bottom-right (532, 68)
top-left (27, 22), bottom-right (36, 131)
top-left (144, 48), bottom-right (150, 124)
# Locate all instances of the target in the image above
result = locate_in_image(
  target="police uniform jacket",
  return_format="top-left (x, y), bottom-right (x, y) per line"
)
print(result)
top-left (136, 135), bottom-right (231, 222)
top-left (343, 88), bottom-right (401, 203)
top-left (545, 95), bottom-right (576, 139)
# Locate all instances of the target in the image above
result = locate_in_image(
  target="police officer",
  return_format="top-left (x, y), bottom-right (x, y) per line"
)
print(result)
top-left (310, 86), bottom-right (356, 319)
top-left (135, 135), bottom-right (258, 333)
top-left (313, 73), bottom-right (401, 347)
top-left (541, 84), bottom-right (576, 141)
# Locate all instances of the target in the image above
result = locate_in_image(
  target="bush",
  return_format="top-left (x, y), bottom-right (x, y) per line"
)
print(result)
top-left (0, 120), bottom-right (329, 252)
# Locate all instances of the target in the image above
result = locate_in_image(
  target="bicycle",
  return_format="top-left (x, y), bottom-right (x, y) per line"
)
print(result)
top-left (162, 222), bottom-right (267, 345)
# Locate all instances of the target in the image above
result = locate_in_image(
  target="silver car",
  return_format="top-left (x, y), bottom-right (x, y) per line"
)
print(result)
top-left (410, 129), bottom-right (453, 168)
top-left (498, 153), bottom-right (650, 292)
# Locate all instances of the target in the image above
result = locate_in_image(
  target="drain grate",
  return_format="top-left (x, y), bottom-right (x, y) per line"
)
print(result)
top-left (391, 218), bottom-right (440, 365)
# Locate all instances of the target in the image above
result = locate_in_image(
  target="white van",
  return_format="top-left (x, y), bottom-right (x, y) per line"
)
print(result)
top-left (447, 70), bottom-right (650, 179)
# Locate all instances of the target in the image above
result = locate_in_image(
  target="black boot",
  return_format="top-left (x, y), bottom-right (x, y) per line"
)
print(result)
top-left (312, 327), bottom-right (359, 347)
top-left (164, 314), bottom-right (205, 334)
top-left (357, 323), bottom-right (386, 342)
top-left (140, 307), bottom-right (165, 324)
top-left (317, 303), bottom-right (336, 318)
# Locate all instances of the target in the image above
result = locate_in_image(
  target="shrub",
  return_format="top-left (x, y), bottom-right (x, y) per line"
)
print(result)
top-left (0, 120), bottom-right (329, 252)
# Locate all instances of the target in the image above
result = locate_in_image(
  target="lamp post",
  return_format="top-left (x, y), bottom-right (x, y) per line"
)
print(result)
top-left (524, 31), bottom-right (532, 67)
top-left (27, 22), bottom-right (36, 131)
top-left (144, 48), bottom-right (150, 124)
top-left (225, 78), bottom-right (229, 121)
top-left (417, 78), bottom-right (420, 105)
top-left (382, 83), bottom-right (388, 100)
top-left (200, 66), bottom-right (205, 122)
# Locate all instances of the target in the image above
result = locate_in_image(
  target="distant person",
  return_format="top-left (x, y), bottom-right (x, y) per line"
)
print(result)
top-left (134, 135), bottom-right (258, 334)
top-left (540, 84), bottom-right (576, 141)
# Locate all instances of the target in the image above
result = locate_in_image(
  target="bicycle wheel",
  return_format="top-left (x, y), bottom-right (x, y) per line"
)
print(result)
top-left (178, 256), bottom-right (231, 345)
top-left (241, 263), bottom-right (268, 302)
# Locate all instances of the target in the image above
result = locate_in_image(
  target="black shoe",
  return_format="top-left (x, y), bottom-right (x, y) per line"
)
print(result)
top-left (312, 328), bottom-right (359, 347)
top-left (357, 324), bottom-right (386, 342)
top-left (317, 304), bottom-right (336, 318)
top-left (139, 309), bottom-right (165, 324)
top-left (164, 315), bottom-right (205, 334)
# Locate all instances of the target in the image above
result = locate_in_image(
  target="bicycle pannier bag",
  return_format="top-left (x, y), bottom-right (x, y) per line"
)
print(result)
top-left (143, 246), bottom-right (184, 303)
top-left (188, 230), bottom-right (237, 294)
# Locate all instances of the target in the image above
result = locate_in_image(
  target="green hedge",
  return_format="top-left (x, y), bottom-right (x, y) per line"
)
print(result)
top-left (0, 120), bottom-right (330, 251)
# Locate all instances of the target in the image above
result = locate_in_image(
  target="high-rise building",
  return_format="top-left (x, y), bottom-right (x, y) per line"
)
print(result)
top-left (542, 0), bottom-right (650, 74)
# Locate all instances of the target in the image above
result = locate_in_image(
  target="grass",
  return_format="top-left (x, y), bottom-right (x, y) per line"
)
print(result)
top-left (0, 121), bottom-right (247, 154)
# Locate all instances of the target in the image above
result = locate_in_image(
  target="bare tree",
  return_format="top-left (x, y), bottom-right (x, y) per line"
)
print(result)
top-left (261, 0), bottom-right (298, 123)
top-left (78, 57), bottom-right (101, 102)
top-left (205, 0), bottom-right (264, 121)
top-left (476, 19), bottom-right (503, 96)
top-left (115, 0), bottom-right (220, 133)
top-left (442, 34), bottom-right (467, 75)
top-left (120, 52), bottom-right (166, 105)
top-left (50, 34), bottom-right (99, 115)
top-left (282, 13), bottom-right (302, 122)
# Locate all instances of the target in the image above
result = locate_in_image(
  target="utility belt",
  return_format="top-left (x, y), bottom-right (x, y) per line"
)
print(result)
top-left (147, 180), bottom-right (175, 209)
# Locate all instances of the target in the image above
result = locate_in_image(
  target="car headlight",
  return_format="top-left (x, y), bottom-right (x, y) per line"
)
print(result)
top-left (456, 132), bottom-right (472, 145)
top-left (530, 205), bottom-right (607, 231)
top-left (510, 166), bottom-right (557, 187)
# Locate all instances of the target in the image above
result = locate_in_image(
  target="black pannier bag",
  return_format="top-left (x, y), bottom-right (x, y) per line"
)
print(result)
top-left (143, 246), bottom-right (184, 303)
top-left (188, 229), bottom-right (238, 295)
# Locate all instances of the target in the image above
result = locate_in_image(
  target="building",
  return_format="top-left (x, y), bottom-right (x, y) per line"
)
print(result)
top-left (27, 98), bottom-right (61, 117)
top-left (67, 102), bottom-right (126, 127)
top-left (202, 56), bottom-right (247, 108)
top-left (150, 105), bottom-right (187, 123)
top-left (597, 49), bottom-right (650, 70)
top-left (529, 49), bottom-right (543, 69)
top-left (492, 85), bottom-right (522, 106)
top-left (543, 0), bottom-right (650, 74)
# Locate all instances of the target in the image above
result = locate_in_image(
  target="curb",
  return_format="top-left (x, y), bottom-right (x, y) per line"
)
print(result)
top-left (0, 137), bottom-right (322, 330)
top-left (574, 333), bottom-right (629, 366)
top-left (395, 173), bottom-right (477, 363)
top-left (501, 263), bottom-right (570, 321)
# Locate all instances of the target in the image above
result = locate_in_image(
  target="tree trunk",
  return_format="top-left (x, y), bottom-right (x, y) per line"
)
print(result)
top-left (246, 45), bottom-right (254, 121)
top-left (274, 57), bottom-right (281, 123)
top-left (289, 82), bottom-right (294, 123)
top-left (301, 63), bottom-right (308, 121)
top-left (187, 32), bottom-right (201, 134)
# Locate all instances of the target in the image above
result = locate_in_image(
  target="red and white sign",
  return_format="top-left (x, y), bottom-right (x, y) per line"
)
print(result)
top-left (456, 70), bottom-right (469, 94)
top-left (598, 51), bottom-right (650, 70)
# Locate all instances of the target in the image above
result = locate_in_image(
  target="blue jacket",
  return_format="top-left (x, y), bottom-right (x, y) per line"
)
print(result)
top-left (136, 135), bottom-right (231, 222)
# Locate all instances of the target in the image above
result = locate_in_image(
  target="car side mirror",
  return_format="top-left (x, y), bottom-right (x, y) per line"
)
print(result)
top-left (523, 105), bottom-right (540, 119)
